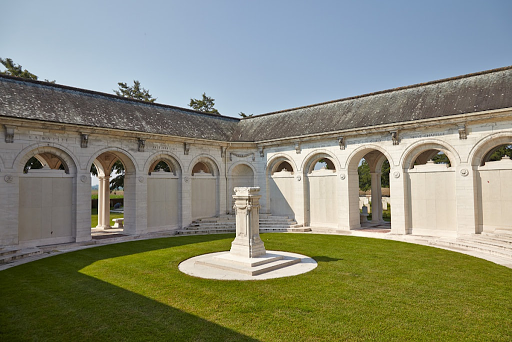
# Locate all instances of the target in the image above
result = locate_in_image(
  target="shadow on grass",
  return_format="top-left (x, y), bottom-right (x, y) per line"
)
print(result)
top-left (0, 234), bottom-right (258, 341)
top-left (312, 256), bottom-right (343, 263)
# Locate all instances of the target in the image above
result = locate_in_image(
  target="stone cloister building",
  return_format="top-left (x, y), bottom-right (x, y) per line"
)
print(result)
top-left (1, 66), bottom-right (512, 248)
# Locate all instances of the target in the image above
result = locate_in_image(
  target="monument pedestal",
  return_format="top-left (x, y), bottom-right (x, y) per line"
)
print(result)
top-left (179, 187), bottom-right (316, 280)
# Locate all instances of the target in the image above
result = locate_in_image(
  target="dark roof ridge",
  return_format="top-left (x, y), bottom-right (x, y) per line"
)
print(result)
top-left (243, 65), bottom-right (512, 120)
top-left (0, 74), bottom-right (240, 121)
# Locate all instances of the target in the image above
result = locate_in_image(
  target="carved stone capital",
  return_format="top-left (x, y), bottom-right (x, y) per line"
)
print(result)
top-left (338, 136), bottom-right (345, 150)
top-left (4, 125), bottom-right (15, 143)
top-left (295, 141), bottom-right (301, 154)
top-left (391, 131), bottom-right (399, 145)
top-left (458, 125), bottom-right (467, 140)
top-left (80, 133), bottom-right (89, 148)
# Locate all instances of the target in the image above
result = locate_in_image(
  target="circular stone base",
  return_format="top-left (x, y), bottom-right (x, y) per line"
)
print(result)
top-left (179, 250), bottom-right (317, 280)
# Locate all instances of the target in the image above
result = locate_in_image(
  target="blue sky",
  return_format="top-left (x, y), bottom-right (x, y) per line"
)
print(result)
top-left (1, 0), bottom-right (511, 118)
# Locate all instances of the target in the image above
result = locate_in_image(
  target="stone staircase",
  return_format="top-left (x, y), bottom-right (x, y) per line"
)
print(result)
top-left (175, 214), bottom-right (310, 235)
top-left (0, 247), bottom-right (43, 264)
top-left (432, 232), bottom-right (512, 260)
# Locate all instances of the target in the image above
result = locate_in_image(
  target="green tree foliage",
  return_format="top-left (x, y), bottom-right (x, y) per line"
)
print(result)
top-left (23, 156), bottom-right (43, 173)
top-left (189, 93), bottom-right (220, 115)
top-left (109, 160), bottom-right (125, 191)
top-left (358, 160), bottom-right (371, 191)
top-left (432, 152), bottom-right (450, 165)
top-left (238, 112), bottom-right (253, 118)
top-left (114, 80), bottom-right (156, 102)
top-left (153, 160), bottom-right (170, 172)
top-left (90, 160), bottom-right (125, 191)
top-left (0, 57), bottom-right (55, 82)
top-left (358, 159), bottom-right (390, 191)
top-left (488, 145), bottom-right (512, 161)
top-left (0, 58), bottom-right (38, 80)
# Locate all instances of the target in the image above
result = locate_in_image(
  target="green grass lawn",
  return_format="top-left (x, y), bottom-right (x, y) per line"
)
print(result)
top-left (1, 234), bottom-right (511, 341)
top-left (91, 208), bottom-right (125, 228)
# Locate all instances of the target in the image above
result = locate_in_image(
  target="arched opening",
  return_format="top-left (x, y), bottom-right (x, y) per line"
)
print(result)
top-left (406, 148), bottom-right (456, 236)
top-left (90, 151), bottom-right (136, 235)
top-left (147, 157), bottom-right (182, 232)
top-left (191, 158), bottom-right (219, 220)
top-left (228, 164), bottom-right (255, 214)
top-left (19, 150), bottom-right (75, 246)
top-left (348, 150), bottom-right (391, 228)
top-left (475, 142), bottom-right (512, 234)
top-left (267, 159), bottom-right (295, 218)
top-left (305, 155), bottom-right (338, 227)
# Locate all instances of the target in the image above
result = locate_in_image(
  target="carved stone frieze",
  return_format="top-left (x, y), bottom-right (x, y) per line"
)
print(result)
top-left (230, 152), bottom-right (255, 162)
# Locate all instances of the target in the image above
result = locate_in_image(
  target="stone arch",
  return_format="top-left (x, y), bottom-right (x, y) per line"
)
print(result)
top-left (344, 144), bottom-right (394, 171)
top-left (469, 132), bottom-right (512, 234)
top-left (187, 154), bottom-right (220, 176)
top-left (146, 152), bottom-right (183, 231)
top-left (401, 140), bottom-right (458, 236)
top-left (302, 150), bottom-right (340, 228)
top-left (189, 154), bottom-right (220, 219)
top-left (14, 143), bottom-right (79, 174)
top-left (144, 151), bottom-right (183, 175)
top-left (469, 132), bottom-right (512, 167)
top-left (227, 162), bottom-right (256, 214)
top-left (344, 144), bottom-right (393, 229)
top-left (87, 148), bottom-right (138, 232)
top-left (17, 144), bottom-right (78, 246)
top-left (400, 139), bottom-right (460, 170)
top-left (301, 149), bottom-right (341, 174)
top-left (266, 153), bottom-right (298, 175)
top-left (266, 153), bottom-right (297, 218)
top-left (86, 147), bottom-right (138, 175)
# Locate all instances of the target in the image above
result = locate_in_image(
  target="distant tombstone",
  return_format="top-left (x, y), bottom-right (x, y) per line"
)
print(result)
top-left (114, 202), bottom-right (121, 209)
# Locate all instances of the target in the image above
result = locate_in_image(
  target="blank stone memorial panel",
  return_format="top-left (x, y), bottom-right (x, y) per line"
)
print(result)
top-left (308, 171), bottom-right (338, 227)
top-left (408, 166), bottom-right (456, 233)
top-left (191, 177), bottom-right (217, 219)
top-left (147, 177), bottom-right (180, 229)
top-left (269, 171), bottom-right (294, 218)
top-left (18, 175), bottom-right (73, 242)
top-left (478, 161), bottom-right (512, 231)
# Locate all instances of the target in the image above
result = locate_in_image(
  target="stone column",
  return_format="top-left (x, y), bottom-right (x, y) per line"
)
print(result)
top-left (230, 187), bottom-right (266, 258)
top-left (455, 165), bottom-right (478, 236)
top-left (96, 176), bottom-right (104, 228)
top-left (338, 169), bottom-right (360, 230)
top-left (75, 172), bottom-right (92, 242)
top-left (97, 176), bottom-right (110, 229)
top-left (370, 172), bottom-right (382, 223)
top-left (390, 167), bottom-right (409, 234)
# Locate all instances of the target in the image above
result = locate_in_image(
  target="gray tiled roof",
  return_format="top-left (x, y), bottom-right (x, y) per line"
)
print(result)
top-left (1, 66), bottom-right (512, 143)
top-left (232, 66), bottom-right (512, 141)
top-left (0, 76), bottom-right (239, 141)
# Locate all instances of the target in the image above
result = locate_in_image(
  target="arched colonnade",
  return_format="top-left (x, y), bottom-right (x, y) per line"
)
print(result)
top-left (3, 131), bottom-right (512, 247)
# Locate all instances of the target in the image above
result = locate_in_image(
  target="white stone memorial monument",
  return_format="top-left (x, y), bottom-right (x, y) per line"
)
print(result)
top-left (179, 187), bottom-right (317, 280)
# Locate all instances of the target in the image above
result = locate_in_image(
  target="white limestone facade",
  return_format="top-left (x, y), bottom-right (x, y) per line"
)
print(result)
top-left (1, 66), bottom-right (512, 248)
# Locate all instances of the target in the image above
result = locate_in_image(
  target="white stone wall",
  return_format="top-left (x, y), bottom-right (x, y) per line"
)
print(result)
top-left (2, 110), bottom-right (512, 248)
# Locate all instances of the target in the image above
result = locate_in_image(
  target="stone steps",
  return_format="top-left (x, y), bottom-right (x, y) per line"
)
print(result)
top-left (433, 234), bottom-right (512, 260)
top-left (0, 247), bottom-right (43, 264)
top-left (176, 215), bottom-right (310, 235)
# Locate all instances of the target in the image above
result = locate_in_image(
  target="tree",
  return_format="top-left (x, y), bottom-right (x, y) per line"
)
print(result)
top-left (90, 160), bottom-right (125, 191)
top-left (358, 159), bottom-right (390, 191)
top-left (0, 58), bottom-right (38, 80)
top-left (0, 57), bottom-right (55, 82)
top-left (189, 93), bottom-right (220, 115)
top-left (114, 80), bottom-right (156, 102)
top-left (238, 112), bottom-right (253, 118)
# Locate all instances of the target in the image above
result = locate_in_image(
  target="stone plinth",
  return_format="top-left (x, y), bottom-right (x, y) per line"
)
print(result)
top-left (229, 187), bottom-right (266, 258)
top-left (179, 187), bottom-right (317, 280)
